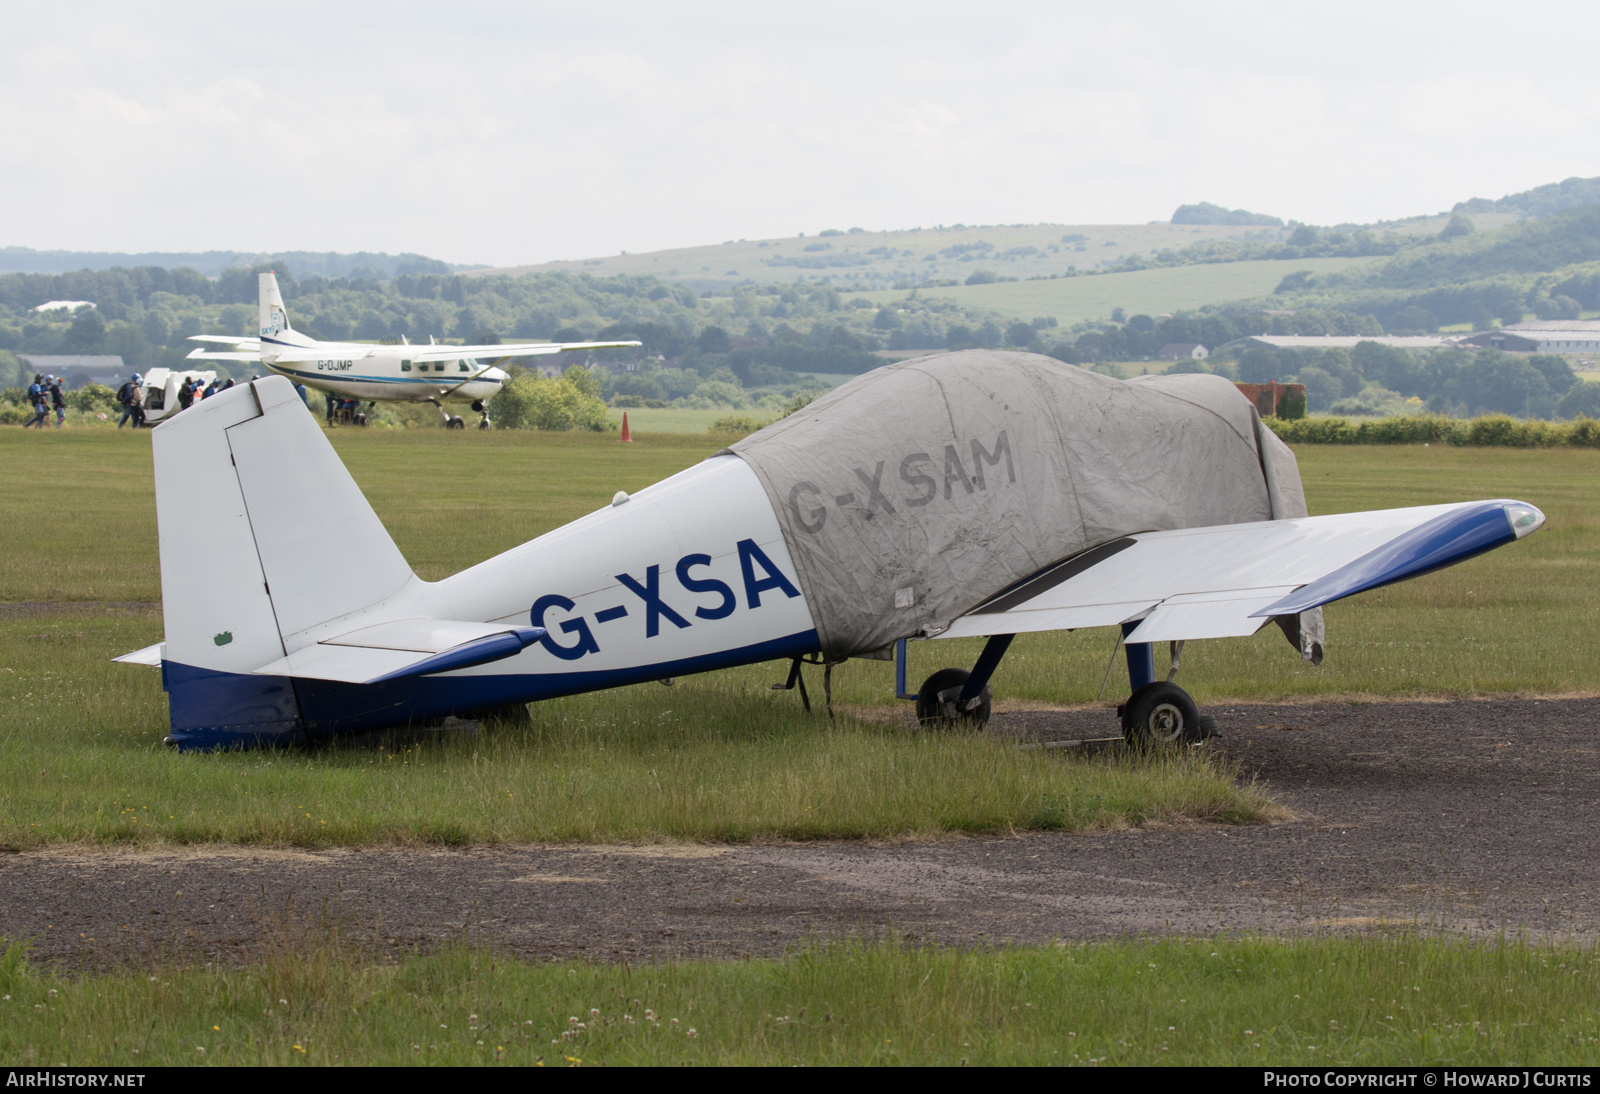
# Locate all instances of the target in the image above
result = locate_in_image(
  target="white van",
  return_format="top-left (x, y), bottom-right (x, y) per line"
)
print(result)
top-left (140, 367), bottom-right (219, 424)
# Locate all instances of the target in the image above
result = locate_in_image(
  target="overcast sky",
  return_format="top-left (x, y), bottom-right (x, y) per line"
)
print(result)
top-left (3, 1), bottom-right (1597, 267)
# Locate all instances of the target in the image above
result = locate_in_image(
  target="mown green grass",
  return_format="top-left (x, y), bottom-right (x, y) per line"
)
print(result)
top-left (846, 256), bottom-right (1380, 322)
top-left (5, 930), bottom-right (1599, 1065)
top-left (0, 605), bottom-right (1264, 846)
top-left (606, 406), bottom-right (756, 434)
top-left (1, 429), bottom-right (1594, 848)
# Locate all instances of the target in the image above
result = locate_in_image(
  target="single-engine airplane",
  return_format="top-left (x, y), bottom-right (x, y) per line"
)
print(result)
top-left (184, 272), bottom-right (640, 429)
top-left (116, 352), bottom-right (1545, 751)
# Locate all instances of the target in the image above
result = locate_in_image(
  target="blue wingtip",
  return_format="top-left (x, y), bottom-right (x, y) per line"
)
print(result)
top-left (366, 626), bottom-right (546, 684)
top-left (1253, 500), bottom-right (1540, 618)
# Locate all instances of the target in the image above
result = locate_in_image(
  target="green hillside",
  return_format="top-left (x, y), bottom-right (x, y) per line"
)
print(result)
top-left (842, 256), bottom-right (1380, 323)
top-left (473, 221), bottom-right (1284, 292)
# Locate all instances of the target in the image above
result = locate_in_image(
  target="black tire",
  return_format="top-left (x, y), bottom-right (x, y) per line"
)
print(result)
top-left (478, 418), bottom-right (491, 430)
top-left (915, 668), bottom-right (992, 730)
top-left (446, 416), bottom-right (466, 430)
top-left (1120, 682), bottom-right (1204, 746)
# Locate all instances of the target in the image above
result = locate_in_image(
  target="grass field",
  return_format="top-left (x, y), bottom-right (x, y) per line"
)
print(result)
top-left (5, 930), bottom-right (1598, 1066)
top-left (1, 427), bottom-right (1595, 849)
top-left (4, 424), bottom-right (1595, 1068)
top-left (605, 406), bottom-right (751, 434)
top-left (844, 256), bottom-right (1380, 323)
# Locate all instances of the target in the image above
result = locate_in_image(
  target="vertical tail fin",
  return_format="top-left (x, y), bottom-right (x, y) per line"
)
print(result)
top-left (258, 271), bottom-right (316, 347)
top-left (151, 375), bottom-right (416, 748)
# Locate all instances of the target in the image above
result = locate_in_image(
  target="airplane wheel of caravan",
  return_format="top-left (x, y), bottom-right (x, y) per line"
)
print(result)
top-left (478, 418), bottom-right (491, 430)
top-left (446, 416), bottom-right (466, 430)
top-left (1120, 682), bottom-right (1203, 747)
top-left (915, 668), bottom-right (991, 730)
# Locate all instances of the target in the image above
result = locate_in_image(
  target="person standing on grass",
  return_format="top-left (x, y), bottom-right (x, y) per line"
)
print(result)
top-left (48, 375), bottom-right (66, 427)
top-left (23, 374), bottom-right (47, 429)
top-left (117, 374), bottom-right (141, 428)
top-left (126, 375), bottom-right (146, 429)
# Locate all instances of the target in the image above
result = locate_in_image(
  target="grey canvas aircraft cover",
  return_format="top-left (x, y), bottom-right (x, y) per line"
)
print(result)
top-left (729, 349), bottom-right (1323, 660)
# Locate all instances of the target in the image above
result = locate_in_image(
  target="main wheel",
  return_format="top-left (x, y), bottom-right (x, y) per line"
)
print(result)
top-left (1120, 682), bottom-right (1206, 746)
top-left (477, 417), bottom-right (491, 430)
top-left (446, 416), bottom-right (466, 430)
top-left (915, 668), bottom-right (992, 730)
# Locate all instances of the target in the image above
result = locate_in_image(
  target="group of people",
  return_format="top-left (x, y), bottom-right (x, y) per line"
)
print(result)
top-left (111, 373), bottom-right (235, 428)
top-left (324, 393), bottom-right (369, 426)
top-left (21, 374), bottom-right (66, 429)
top-left (180, 375), bottom-right (230, 409)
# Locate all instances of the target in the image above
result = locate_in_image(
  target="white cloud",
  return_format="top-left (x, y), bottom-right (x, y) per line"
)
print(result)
top-left (0, 1), bottom-right (1598, 264)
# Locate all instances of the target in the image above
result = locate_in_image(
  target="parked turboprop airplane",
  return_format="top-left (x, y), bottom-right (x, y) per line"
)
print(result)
top-left (184, 272), bottom-right (640, 429)
top-left (117, 352), bottom-right (1545, 751)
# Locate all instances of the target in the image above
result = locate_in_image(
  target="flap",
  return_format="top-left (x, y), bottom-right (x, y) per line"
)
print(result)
top-left (942, 499), bottom-right (1542, 643)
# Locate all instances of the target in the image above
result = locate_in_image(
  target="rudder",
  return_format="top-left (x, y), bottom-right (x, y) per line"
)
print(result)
top-left (152, 376), bottom-right (416, 747)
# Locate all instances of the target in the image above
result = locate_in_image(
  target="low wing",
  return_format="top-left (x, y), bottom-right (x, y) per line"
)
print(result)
top-left (941, 499), bottom-right (1544, 643)
top-left (116, 620), bottom-right (545, 685)
top-left (408, 340), bottom-right (642, 362)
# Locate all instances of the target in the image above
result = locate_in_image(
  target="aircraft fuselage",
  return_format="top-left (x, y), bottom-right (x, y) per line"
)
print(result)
top-left (261, 345), bottom-right (508, 404)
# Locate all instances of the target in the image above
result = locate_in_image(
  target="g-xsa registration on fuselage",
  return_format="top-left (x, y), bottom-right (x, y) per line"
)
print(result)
top-left (117, 352), bottom-right (1546, 751)
top-left (185, 272), bottom-right (640, 429)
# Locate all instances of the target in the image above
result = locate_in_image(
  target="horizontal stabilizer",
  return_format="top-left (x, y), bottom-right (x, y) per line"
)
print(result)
top-left (942, 499), bottom-right (1544, 644)
top-left (252, 620), bottom-right (545, 684)
top-left (186, 349), bottom-right (261, 362)
top-left (113, 642), bottom-right (164, 666)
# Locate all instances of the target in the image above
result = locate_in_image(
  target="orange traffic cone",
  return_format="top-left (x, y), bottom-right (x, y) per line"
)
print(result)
top-left (620, 411), bottom-right (632, 442)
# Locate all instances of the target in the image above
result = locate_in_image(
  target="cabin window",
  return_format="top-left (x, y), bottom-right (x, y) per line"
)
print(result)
top-left (400, 360), bottom-right (412, 372)
top-left (459, 361), bottom-right (470, 372)
top-left (435, 362), bottom-right (447, 371)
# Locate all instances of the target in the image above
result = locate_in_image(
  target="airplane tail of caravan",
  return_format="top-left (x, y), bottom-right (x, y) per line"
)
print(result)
top-left (258, 271), bottom-right (317, 348)
top-left (115, 376), bottom-right (543, 748)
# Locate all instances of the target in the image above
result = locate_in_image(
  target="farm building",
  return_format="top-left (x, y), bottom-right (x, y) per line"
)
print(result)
top-left (1463, 321), bottom-right (1600, 353)
top-left (16, 354), bottom-right (128, 389)
top-left (1223, 335), bottom-right (1467, 352)
top-left (1158, 342), bottom-right (1209, 360)
top-left (1235, 380), bottom-right (1306, 419)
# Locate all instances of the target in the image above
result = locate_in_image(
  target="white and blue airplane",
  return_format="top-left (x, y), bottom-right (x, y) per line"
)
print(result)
top-left (184, 272), bottom-right (640, 429)
top-left (115, 355), bottom-right (1545, 752)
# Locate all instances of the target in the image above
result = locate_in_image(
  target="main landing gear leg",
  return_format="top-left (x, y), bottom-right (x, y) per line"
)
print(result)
top-left (1117, 622), bottom-right (1215, 746)
top-left (429, 398), bottom-right (465, 430)
top-left (915, 632), bottom-right (1013, 730)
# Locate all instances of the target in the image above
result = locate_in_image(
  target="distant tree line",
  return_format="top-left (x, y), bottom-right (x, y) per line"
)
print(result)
top-left (1221, 342), bottom-right (1594, 420)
